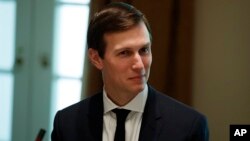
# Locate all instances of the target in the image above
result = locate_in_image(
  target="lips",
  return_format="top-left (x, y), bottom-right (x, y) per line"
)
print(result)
top-left (129, 75), bottom-right (145, 80)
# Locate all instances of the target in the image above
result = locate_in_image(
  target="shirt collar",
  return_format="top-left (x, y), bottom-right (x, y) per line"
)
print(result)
top-left (103, 85), bottom-right (148, 114)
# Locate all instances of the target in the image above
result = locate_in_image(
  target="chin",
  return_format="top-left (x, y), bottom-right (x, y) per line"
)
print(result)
top-left (131, 84), bottom-right (145, 93)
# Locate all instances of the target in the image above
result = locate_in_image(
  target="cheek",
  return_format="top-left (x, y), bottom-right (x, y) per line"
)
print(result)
top-left (143, 56), bottom-right (152, 69)
top-left (116, 63), bottom-right (130, 73)
top-left (105, 61), bottom-right (128, 74)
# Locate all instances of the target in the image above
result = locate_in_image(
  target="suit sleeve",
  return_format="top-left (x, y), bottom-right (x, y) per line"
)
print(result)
top-left (188, 115), bottom-right (209, 141)
top-left (51, 111), bottom-right (62, 141)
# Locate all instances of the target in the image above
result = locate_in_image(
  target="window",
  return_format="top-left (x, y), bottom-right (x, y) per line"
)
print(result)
top-left (50, 0), bottom-right (90, 128)
top-left (0, 1), bottom-right (16, 141)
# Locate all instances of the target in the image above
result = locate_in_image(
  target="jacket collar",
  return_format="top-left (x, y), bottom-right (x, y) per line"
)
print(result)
top-left (139, 85), bottom-right (163, 141)
top-left (75, 93), bottom-right (104, 141)
top-left (86, 85), bottom-right (163, 141)
top-left (87, 93), bottom-right (104, 141)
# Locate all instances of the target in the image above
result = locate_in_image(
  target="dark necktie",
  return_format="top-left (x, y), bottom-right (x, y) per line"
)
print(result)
top-left (112, 109), bottom-right (131, 141)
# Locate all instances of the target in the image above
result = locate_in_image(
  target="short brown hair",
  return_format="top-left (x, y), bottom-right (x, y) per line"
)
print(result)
top-left (87, 2), bottom-right (152, 58)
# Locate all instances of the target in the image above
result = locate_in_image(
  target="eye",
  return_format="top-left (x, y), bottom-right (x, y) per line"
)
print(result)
top-left (139, 47), bottom-right (150, 55)
top-left (118, 50), bottom-right (131, 56)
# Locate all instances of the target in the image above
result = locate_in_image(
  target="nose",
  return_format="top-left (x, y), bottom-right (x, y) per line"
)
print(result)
top-left (132, 53), bottom-right (144, 70)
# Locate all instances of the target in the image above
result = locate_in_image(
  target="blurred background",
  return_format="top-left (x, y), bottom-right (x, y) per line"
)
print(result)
top-left (0, 0), bottom-right (249, 141)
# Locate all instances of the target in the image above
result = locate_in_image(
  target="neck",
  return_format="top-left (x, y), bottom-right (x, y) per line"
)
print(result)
top-left (104, 87), bottom-right (142, 106)
top-left (108, 92), bottom-right (138, 106)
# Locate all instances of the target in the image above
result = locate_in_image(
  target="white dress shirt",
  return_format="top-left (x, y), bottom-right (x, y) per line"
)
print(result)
top-left (102, 85), bottom-right (148, 141)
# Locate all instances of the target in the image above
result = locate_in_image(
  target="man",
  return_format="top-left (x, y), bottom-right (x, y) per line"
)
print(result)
top-left (51, 2), bottom-right (209, 141)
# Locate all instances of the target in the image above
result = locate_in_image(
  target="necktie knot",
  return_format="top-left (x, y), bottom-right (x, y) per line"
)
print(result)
top-left (112, 109), bottom-right (130, 141)
top-left (112, 109), bottom-right (130, 121)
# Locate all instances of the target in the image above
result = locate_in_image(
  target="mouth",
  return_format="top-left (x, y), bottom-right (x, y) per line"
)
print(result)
top-left (128, 75), bottom-right (146, 80)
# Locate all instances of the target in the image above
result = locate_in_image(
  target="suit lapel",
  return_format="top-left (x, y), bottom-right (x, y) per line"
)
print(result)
top-left (139, 86), bottom-right (163, 141)
top-left (76, 87), bottom-right (163, 141)
top-left (87, 93), bottom-right (104, 141)
top-left (75, 92), bottom-right (103, 141)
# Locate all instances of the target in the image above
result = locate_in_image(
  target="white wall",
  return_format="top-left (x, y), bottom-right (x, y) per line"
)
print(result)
top-left (193, 0), bottom-right (250, 140)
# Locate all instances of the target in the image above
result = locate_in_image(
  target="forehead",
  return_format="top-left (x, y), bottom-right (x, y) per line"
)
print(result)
top-left (104, 22), bottom-right (151, 51)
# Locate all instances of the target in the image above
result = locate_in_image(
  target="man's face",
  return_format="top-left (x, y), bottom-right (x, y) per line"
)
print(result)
top-left (90, 22), bottom-right (152, 95)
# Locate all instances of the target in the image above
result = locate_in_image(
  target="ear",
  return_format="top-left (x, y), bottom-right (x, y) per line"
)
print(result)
top-left (88, 48), bottom-right (103, 70)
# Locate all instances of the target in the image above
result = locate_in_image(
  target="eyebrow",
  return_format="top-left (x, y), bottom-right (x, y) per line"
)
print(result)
top-left (114, 42), bottom-right (151, 52)
top-left (142, 42), bottom-right (151, 48)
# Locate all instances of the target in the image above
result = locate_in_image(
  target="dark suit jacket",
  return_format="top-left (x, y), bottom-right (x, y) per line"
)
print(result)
top-left (51, 85), bottom-right (209, 141)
